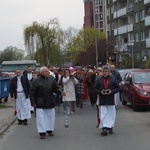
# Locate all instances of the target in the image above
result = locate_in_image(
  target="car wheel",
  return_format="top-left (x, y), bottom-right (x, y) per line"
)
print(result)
top-left (131, 96), bottom-right (138, 111)
top-left (120, 92), bottom-right (127, 105)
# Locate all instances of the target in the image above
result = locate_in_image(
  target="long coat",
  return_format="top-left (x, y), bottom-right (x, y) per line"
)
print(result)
top-left (62, 76), bottom-right (78, 102)
top-left (94, 75), bottom-right (120, 105)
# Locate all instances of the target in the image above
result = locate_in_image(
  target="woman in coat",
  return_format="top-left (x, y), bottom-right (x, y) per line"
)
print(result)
top-left (62, 69), bottom-right (78, 115)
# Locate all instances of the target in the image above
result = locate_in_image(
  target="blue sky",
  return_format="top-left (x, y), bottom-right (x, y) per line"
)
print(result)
top-left (0, 0), bottom-right (84, 50)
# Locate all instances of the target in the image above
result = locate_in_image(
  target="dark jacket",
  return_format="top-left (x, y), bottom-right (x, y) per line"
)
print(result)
top-left (10, 76), bottom-right (30, 99)
top-left (111, 70), bottom-right (122, 83)
top-left (94, 75), bottom-right (120, 105)
top-left (30, 75), bottom-right (62, 109)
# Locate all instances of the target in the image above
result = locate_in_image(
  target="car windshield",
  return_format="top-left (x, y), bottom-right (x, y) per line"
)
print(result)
top-left (133, 72), bottom-right (150, 84)
top-left (119, 69), bottom-right (139, 80)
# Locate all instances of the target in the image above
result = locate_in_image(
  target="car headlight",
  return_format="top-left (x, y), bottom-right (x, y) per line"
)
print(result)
top-left (136, 90), bottom-right (150, 96)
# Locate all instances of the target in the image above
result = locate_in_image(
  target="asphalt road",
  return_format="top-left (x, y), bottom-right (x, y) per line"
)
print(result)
top-left (0, 101), bottom-right (150, 150)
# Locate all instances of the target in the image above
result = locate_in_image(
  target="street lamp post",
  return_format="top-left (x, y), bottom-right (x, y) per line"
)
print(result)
top-left (93, 0), bottom-right (98, 68)
top-left (131, 43), bottom-right (134, 68)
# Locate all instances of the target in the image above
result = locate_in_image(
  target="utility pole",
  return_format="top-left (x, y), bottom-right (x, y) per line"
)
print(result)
top-left (93, 0), bottom-right (98, 68)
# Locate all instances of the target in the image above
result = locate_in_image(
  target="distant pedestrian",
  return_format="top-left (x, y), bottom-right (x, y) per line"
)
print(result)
top-left (10, 68), bottom-right (31, 125)
top-left (62, 69), bottom-right (78, 115)
top-left (95, 67), bottom-right (102, 127)
top-left (30, 66), bottom-right (63, 139)
top-left (23, 66), bottom-right (34, 112)
top-left (86, 65), bottom-right (96, 106)
top-left (75, 66), bottom-right (84, 108)
top-left (110, 65), bottom-right (122, 107)
top-left (94, 66), bottom-right (120, 136)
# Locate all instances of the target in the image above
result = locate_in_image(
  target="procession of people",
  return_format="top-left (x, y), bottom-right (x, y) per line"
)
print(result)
top-left (10, 64), bottom-right (121, 139)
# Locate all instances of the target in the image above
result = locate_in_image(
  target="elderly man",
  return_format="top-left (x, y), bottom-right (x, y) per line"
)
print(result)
top-left (10, 68), bottom-right (31, 125)
top-left (30, 66), bottom-right (63, 139)
top-left (110, 65), bottom-right (122, 107)
top-left (94, 66), bottom-right (120, 136)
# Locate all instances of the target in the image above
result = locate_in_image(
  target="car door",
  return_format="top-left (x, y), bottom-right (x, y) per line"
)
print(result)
top-left (123, 73), bottom-right (132, 102)
top-left (125, 73), bottom-right (133, 103)
top-left (121, 73), bottom-right (129, 101)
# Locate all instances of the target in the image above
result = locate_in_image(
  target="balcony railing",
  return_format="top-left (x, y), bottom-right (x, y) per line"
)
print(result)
top-left (145, 16), bottom-right (150, 26)
top-left (114, 24), bottom-right (133, 35)
top-left (144, 0), bottom-right (150, 4)
top-left (146, 37), bottom-right (150, 48)
top-left (113, 7), bottom-right (127, 19)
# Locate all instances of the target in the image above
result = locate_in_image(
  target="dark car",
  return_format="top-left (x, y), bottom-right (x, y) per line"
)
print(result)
top-left (120, 69), bottom-right (150, 111)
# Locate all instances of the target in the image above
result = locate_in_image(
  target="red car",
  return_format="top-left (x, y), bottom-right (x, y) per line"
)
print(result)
top-left (120, 69), bottom-right (150, 111)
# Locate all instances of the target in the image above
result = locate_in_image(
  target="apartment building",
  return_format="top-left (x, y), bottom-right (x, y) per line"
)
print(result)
top-left (83, 0), bottom-right (107, 34)
top-left (107, 0), bottom-right (150, 62)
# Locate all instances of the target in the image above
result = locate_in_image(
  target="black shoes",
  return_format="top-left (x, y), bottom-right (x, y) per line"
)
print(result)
top-left (47, 131), bottom-right (54, 136)
top-left (101, 130), bottom-right (108, 136)
top-left (40, 131), bottom-right (54, 139)
top-left (109, 128), bottom-right (113, 134)
top-left (101, 128), bottom-right (114, 136)
top-left (17, 122), bottom-right (22, 125)
top-left (40, 135), bottom-right (46, 139)
top-left (17, 119), bottom-right (28, 125)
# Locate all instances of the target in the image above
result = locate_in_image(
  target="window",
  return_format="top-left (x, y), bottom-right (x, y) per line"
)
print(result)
top-left (140, 10), bottom-right (145, 21)
top-left (128, 32), bottom-right (134, 42)
top-left (140, 31), bottom-right (145, 41)
top-left (135, 32), bottom-right (139, 42)
top-left (135, 12), bottom-right (139, 22)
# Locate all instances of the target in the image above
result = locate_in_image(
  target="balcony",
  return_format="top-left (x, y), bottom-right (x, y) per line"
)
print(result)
top-left (145, 16), bottom-right (150, 26)
top-left (146, 37), bottom-right (150, 48)
top-left (114, 24), bottom-right (133, 35)
top-left (144, 0), bottom-right (150, 4)
top-left (113, 7), bottom-right (127, 19)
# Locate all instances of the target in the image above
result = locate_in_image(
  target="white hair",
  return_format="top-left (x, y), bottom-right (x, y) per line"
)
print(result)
top-left (40, 66), bottom-right (48, 73)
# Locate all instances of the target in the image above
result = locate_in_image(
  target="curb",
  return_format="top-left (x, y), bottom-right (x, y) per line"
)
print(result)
top-left (0, 116), bottom-right (17, 136)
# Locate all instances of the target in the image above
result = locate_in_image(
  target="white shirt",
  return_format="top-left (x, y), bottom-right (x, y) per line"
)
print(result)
top-left (27, 73), bottom-right (32, 81)
top-left (17, 76), bottom-right (24, 92)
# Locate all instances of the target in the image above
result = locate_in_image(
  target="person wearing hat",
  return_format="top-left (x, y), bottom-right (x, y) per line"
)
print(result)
top-left (94, 66), bottom-right (120, 136)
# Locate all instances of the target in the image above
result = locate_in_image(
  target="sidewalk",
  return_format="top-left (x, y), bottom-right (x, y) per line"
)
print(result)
top-left (0, 99), bottom-right (17, 136)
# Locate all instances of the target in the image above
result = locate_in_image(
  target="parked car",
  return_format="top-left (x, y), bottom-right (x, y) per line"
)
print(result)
top-left (120, 69), bottom-right (150, 111)
top-left (119, 68), bottom-right (140, 80)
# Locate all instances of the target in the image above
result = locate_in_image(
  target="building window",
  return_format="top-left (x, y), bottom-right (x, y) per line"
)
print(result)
top-left (128, 32), bottom-right (134, 42)
top-left (140, 10), bottom-right (145, 21)
top-left (140, 31), bottom-right (145, 41)
top-left (135, 12), bottom-right (139, 22)
top-left (135, 32), bottom-right (139, 42)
